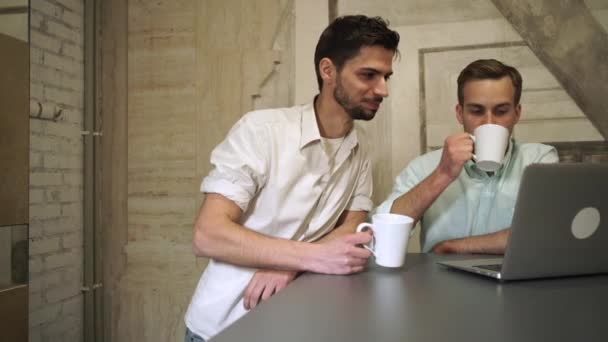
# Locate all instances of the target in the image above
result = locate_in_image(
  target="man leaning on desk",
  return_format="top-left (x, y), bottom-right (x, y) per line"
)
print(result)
top-left (184, 15), bottom-right (400, 342)
top-left (376, 59), bottom-right (558, 255)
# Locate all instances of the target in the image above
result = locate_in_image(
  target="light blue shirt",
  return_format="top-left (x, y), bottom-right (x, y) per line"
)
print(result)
top-left (375, 140), bottom-right (559, 252)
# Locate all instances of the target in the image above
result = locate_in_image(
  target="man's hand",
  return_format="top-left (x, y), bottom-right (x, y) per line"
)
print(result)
top-left (243, 269), bottom-right (299, 310)
top-left (431, 240), bottom-right (457, 254)
top-left (307, 231), bottom-right (373, 274)
top-left (437, 132), bottom-right (474, 181)
top-left (431, 228), bottom-right (511, 255)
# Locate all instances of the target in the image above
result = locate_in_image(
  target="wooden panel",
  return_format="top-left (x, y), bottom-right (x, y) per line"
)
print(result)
top-left (0, 285), bottom-right (28, 342)
top-left (101, 0), bottom-right (129, 340)
top-left (0, 32), bottom-right (28, 226)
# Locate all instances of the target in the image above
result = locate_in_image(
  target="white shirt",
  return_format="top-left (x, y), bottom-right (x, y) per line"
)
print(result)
top-left (185, 102), bottom-right (373, 339)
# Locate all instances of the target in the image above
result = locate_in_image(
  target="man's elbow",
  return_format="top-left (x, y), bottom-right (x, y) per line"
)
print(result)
top-left (192, 224), bottom-right (213, 258)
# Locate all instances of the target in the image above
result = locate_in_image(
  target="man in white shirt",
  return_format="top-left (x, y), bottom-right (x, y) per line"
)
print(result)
top-left (184, 15), bottom-right (400, 341)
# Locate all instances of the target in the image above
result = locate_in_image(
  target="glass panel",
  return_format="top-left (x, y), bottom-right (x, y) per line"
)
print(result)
top-left (0, 224), bottom-right (28, 290)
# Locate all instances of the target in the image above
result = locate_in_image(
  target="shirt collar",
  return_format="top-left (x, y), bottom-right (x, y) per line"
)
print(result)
top-left (464, 138), bottom-right (515, 179)
top-left (299, 99), bottom-right (359, 152)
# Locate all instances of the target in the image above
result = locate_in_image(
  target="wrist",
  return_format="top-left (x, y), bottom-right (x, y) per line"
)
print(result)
top-left (299, 242), bottom-right (322, 273)
top-left (431, 167), bottom-right (456, 187)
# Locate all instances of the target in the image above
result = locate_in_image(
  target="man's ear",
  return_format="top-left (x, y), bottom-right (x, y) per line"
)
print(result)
top-left (514, 103), bottom-right (522, 124)
top-left (455, 104), bottom-right (464, 125)
top-left (319, 57), bottom-right (336, 87)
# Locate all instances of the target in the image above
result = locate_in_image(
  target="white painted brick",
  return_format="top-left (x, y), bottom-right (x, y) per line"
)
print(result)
top-left (31, 134), bottom-right (81, 155)
top-left (30, 204), bottom-right (61, 220)
top-left (44, 154), bottom-right (82, 170)
top-left (61, 10), bottom-right (83, 29)
top-left (42, 315), bottom-right (82, 341)
top-left (62, 266), bottom-right (82, 284)
top-left (62, 232), bottom-right (82, 249)
top-left (30, 236), bottom-right (62, 255)
top-left (30, 151), bottom-right (43, 169)
top-left (62, 173), bottom-right (83, 187)
top-left (30, 11), bottom-right (44, 29)
top-left (30, 31), bottom-right (62, 53)
top-left (31, 1), bottom-right (63, 20)
top-left (29, 303), bottom-right (62, 327)
top-left (29, 327), bottom-right (42, 342)
top-left (44, 86), bottom-right (83, 108)
top-left (45, 249), bottom-right (82, 269)
top-left (29, 291), bottom-right (44, 312)
top-left (31, 46), bottom-right (44, 65)
top-left (29, 271), bottom-right (62, 292)
top-left (60, 108), bottom-right (84, 124)
top-left (43, 51), bottom-right (84, 77)
top-left (58, 0), bottom-right (84, 15)
top-left (31, 82), bottom-right (44, 101)
top-left (62, 42), bottom-right (83, 61)
top-left (30, 134), bottom-right (60, 153)
top-left (30, 172), bottom-right (63, 187)
top-left (45, 120), bottom-right (82, 138)
top-left (29, 2), bottom-right (85, 339)
top-left (46, 281), bottom-right (80, 303)
top-left (46, 20), bottom-right (82, 44)
top-left (31, 64), bottom-right (83, 92)
top-left (29, 188), bottom-right (45, 203)
top-left (29, 256), bottom-right (44, 274)
top-left (30, 119), bottom-right (46, 135)
top-left (61, 203), bottom-right (81, 217)
top-left (61, 295), bottom-right (82, 318)
top-left (47, 187), bottom-right (81, 203)
top-left (64, 326), bottom-right (83, 342)
top-left (43, 217), bottom-right (81, 236)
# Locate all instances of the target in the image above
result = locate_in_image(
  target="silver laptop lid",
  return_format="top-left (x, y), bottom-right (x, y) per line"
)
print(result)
top-left (501, 163), bottom-right (608, 280)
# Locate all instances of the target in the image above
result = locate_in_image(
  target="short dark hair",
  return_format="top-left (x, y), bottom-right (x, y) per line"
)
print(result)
top-left (314, 15), bottom-right (400, 90)
top-left (457, 59), bottom-right (523, 105)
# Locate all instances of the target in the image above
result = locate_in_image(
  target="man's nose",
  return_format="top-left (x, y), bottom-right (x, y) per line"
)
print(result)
top-left (374, 78), bottom-right (389, 97)
top-left (483, 112), bottom-right (495, 124)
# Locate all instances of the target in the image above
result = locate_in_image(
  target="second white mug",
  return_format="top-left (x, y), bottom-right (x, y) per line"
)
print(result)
top-left (470, 123), bottom-right (510, 172)
top-left (356, 213), bottom-right (414, 268)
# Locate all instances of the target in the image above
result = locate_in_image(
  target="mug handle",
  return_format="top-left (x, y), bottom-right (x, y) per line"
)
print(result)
top-left (356, 223), bottom-right (376, 256)
top-left (469, 134), bottom-right (477, 161)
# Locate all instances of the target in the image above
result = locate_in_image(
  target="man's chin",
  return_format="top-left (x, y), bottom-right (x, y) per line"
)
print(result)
top-left (350, 109), bottom-right (377, 121)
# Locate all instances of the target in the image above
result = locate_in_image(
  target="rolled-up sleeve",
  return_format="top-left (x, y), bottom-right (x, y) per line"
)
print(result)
top-left (538, 146), bottom-right (559, 164)
top-left (346, 158), bottom-right (373, 212)
top-left (374, 162), bottom-right (425, 215)
top-left (201, 116), bottom-right (269, 212)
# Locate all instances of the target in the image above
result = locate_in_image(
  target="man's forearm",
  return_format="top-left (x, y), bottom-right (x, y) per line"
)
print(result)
top-left (434, 228), bottom-right (511, 255)
top-left (316, 211), bottom-right (368, 243)
top-left (390, 169), bottom-right (453, 222)
top-left (194, 194), bottom-right (372, 275)
top-left (195, 216), bottom-right (324, 271)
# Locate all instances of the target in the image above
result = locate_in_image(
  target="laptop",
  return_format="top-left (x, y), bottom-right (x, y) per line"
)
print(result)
top-left (437, 163), bottom-right (608, 280)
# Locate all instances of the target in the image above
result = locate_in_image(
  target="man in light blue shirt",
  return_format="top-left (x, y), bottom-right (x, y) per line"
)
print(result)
top-left (376, 59), bottom-right (558, 254)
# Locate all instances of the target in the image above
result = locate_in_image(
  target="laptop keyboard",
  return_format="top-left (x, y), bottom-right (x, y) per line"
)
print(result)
top-left (474, 264), bottom-right (502, 272)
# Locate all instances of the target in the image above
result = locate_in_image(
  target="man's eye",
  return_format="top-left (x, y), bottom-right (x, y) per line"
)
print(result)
top-left (361, 73), bottom-right (374, 79)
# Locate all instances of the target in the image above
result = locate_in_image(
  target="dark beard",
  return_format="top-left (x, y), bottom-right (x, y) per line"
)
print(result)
top-left (333, 81), bottom-right (379, 121)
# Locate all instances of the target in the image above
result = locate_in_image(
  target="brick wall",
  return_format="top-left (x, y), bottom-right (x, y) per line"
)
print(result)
top-left (29, 0), bottom-right (84, 341)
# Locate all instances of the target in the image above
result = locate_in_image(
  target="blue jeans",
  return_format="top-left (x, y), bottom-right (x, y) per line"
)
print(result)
top-left (185, 327), bottom-right (206, 342)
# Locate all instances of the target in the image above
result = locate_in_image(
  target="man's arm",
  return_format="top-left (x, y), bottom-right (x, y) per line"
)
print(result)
top-left (390, 132), bottom-right (473, 222)
top-left (243, 210), bottom-right (368, 310)
top-left (430, 143), bottom-right (557, 255)
top-left (432, 227), bottom-right (511, 254)
top-left (193, 193), bottom-right (373, 275)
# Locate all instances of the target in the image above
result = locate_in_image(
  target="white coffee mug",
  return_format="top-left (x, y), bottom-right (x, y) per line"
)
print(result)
top-left (356, 213), bottom-right (414, 268)
top-left (470, 123), bottom-right (510, 172)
